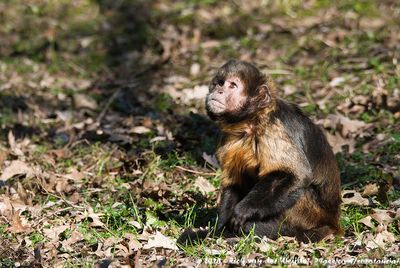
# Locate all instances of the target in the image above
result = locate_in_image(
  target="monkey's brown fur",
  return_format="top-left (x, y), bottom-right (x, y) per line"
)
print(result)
top-left (178, 60), bottom-right (341, 244)
top-left (216, 77), bottom-right (341, 240)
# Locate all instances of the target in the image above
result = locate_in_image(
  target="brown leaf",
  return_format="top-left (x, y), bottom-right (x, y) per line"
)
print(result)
top-left (362, 183), bottom-right (379, 197)
top-left (64, 169), bottom-right (85, 182)
top-left (359, 18), bottom-right (385, 30)
top-left (8, 131), bottom-right (16, 150)
top-left (194, 176), bottom-right (215, 194)
top-left (73, 93), bottom-right (98, 110)
top-left (190, 63), bottom-right (200, 76)
top-left (202, 152), bottom-right (220, 169)
top-left (326, 132), bottom-right (355, 154)
top-left (87, 207), bottom-right (105, 227)
top-left (329, 77), bottom-right (346, 87)
top-left (143, 231), bottom-right (178, 250)
top-left (0, 160), bottom-right (33, 181)
top-left (62, 230), bottom-right (84, 249)
top-left (16, 182), bottom-right (31, 205)
top-left (130, 126), bottom-right (151, 134)
top-left (6, 210), bottom-right (32, 234)
top-left (114, 244), bottom-right (130, 257)
top-left (43, 225), bottom-right (69, 242)
top-left (0, 148), bottom-right (8, 168)
top-left (359, 216), bottom-right (374, 228)
top-left (48, 148), bottom-right (71, 159)
top-left (54, 178), bottom-right (73, 193)
top-left (365, 231), bottom-right (396, 250)
top-left (342, 190), bottom-right (370, 206)
top-left (371, 209), bottom-right (394, 225)
top-left (0, 196), bottom-right (13, 215)
top-left (8, 131), bottom-right (26, 156)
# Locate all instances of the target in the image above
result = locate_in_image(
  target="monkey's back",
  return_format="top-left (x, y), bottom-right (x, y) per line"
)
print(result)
top-left (273, 99), bottom-right (341, 231)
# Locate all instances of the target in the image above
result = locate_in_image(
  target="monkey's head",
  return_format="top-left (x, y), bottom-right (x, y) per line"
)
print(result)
top-left (206, 60), bottom-right (274, 123)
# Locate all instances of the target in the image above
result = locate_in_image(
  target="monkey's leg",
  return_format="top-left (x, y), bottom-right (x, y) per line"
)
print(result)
top-left (230, 174), bottom-right (305, 233)
top-left (217, 185), bottom-right (241, 233)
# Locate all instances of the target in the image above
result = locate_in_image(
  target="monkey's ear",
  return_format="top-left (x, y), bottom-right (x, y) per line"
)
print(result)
top-left (257, 84), bottom-right (272, 108)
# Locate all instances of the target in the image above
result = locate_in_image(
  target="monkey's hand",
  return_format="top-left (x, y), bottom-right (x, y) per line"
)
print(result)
top-left (230, 202), bottom-right (259, 234)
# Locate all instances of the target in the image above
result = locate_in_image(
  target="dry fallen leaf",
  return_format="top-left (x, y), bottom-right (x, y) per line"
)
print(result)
top-left (202, 152), bottom-right (220, 169)
top-left (362, 183), bottom-right (379, 197)
top-left (365, 231), bottom-right (396, 250)
top-left (73, 93), bottom-right (98, 110)
top-left (329, 77), bottom-right (346, 87)
top-left (328, 114), bottom-right (367, 137)
top-left (43, 225), bottom-right (70, 242)
top-left (194, 176), bottom-right (215, 194)
top-left (0, 148), bottom-right (8, 168)
top-left (143, 231), bottom-right (178, 250)
top-left (358, 216), bottom-right (374, 228)
top-left (0, 160), bottom-right (33, 181)
top-left (190, 63), bottom-right (200, 76)
top-left (64, 169), bottom-right (85, 182)
top-left (87, 207), bottom-right (105, 227)
top-left (342, 190), bottom-right (370, 206)
top-left (62, 230), bottom-right (84, 250)
top-left (6, 210), bottom-right (32, 234)
top-left (125, 233), bottom-right (142, 251)
top-left (130, 126), bottom-right (151, 134)
top-left (371, 209), bottom-right (394, 225)
top-left (326, 132), bottom-right (355, 154)
top-left (48, 148), bottom-right (71, 159)
top-left (391, 198), bottom-right (400, 207)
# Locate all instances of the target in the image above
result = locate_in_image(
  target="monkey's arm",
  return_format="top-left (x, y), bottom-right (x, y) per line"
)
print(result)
top-left (230, 174), bottom-right (306, 233)
top-left (217, 185), bottom-right (241, 232)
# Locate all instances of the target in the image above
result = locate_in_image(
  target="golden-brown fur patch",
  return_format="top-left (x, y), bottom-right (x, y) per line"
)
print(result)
top-left (218, 110), bottom-right (311, 188)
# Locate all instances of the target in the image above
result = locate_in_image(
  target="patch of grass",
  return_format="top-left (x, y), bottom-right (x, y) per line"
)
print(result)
top-left (0, 224), bottom-right (9, 239)
top-left (29, 232), bottom-right (45, 247)
top-left (76, 221), bottom-right (111, 247)
top-left (338, 153), bottom-right (392, 187)
top-left (338, 0), bottom-right (378, 16)
top-left (213, 42), bottom-right (239, 58)
top-left (102, 202), bottom-right (140, 234)
top-left (0, 258), bottom-right (16, 268)
top-left (341, 206), bottom-right (369, 238)
top-left (234, 228), bottom-right (258, 256)
top-left (154, 93), bottom-right (174, 112)
top-left (0, 108), bottom-right (15, 127)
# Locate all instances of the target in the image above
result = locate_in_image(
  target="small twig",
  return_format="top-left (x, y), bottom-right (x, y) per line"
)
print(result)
top-left (175, 166), bottom-right (217, 176)
top-left (96, 88), bottom-right (122, 123)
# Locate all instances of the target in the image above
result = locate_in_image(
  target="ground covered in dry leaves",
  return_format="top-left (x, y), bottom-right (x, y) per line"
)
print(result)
top-left (0, 0), bottom-right (400, 267)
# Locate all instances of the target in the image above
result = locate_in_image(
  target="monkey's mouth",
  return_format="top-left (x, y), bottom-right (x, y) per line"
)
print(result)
top-left (207, 99), bottom-right (226, 114)
top-left (209, 98), bottom-right (225, 108)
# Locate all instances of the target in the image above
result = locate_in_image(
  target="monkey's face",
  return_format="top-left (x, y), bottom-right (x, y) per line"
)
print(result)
top-left (206, 75), bottom-right (247, 118)
top-left (206, 60), bottom-right (271, 123)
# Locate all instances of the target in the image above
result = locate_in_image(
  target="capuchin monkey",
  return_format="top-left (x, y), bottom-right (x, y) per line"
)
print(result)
top-left (179, 60), bottom-right (341, 244)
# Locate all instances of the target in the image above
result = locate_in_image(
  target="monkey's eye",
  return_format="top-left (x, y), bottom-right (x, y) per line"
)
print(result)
top-left (229, 82), bottom-right (238, 89)
top-left (217, 79), bottom-right (225, 87)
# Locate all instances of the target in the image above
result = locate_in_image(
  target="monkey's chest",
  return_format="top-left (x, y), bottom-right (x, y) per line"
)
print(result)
top-left (217, 137), bottom-right (259, 186)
